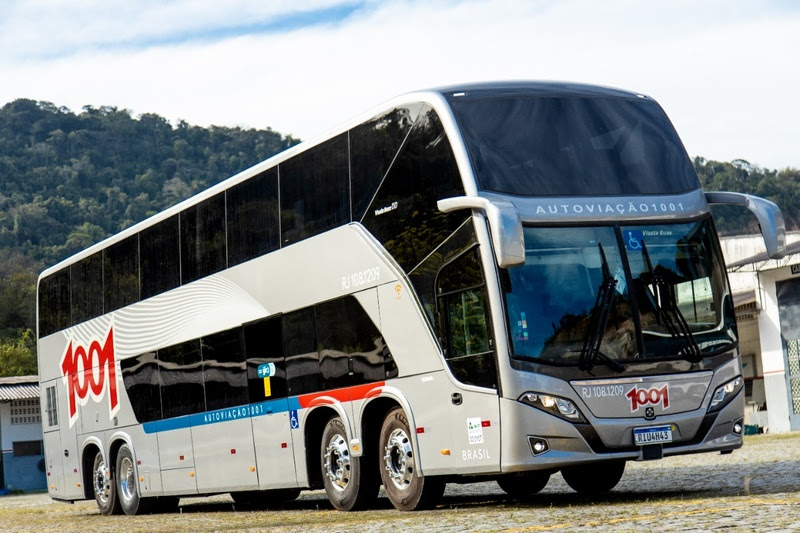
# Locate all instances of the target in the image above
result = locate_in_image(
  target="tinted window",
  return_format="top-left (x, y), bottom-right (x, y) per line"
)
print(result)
top-left (362, 106), bottom-right (466, 273)
top-left (121, 351), bottom-right (162, 423)
top-left (244, 317), bottom-right (287, 403)
top-left (350, 105), bottom-right (421, 220)
top-left (449, 95), bottom-right (698, 196)
top-left (316, 297), bottom-right (387, 388)
top-left (280, 134), bottom-right (349, 246)
top-left (158, 339), bottom-right (204, 419)
top-left (227, 169), bottom-right (280, 267)
top-left (70, 253), bottom-right (103, 325)
top-left (202, 328), bottom-right (248, 411)
top-left (181, 194), bottom-right (226, 284)
top-left (283, 307), bottom-right (321, 395)
top-left (39, 269), bottom-right (70, 337)
top-left (437, 247), bottom-right (496, 389)
top-left (104, 235), bottom-right (139, 313)
top-left (140, 215), bottom-right (180, 300)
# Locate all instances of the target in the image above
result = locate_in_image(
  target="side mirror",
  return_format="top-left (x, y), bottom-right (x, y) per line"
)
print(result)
top-left (705, 192), bottom-right (786, 259)
top-left (437, 196), bottom-right (525, 268)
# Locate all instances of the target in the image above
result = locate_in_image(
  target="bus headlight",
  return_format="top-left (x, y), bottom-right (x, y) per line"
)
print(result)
top-left (519, 392), bottom-right (587, 423)
top-left (708, 376), bottom-right (743, 413)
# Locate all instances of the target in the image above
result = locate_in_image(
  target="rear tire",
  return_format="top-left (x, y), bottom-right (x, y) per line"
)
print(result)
top-left (321, 416), bottom-right (378, 511)
top-left (93, 450), bottom-right (121, 515)
top-left (497, 471), bottom-right (551, 497)
top-left (116, 444), bottom-right (150, 515)
top-left (379, 407), bottom-right (445, 511)
top-left (561, 460), bottom-right (625, 493)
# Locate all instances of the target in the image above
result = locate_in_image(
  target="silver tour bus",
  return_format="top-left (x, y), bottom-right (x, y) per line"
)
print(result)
top-left (37, 82), bottom-right (785, 514)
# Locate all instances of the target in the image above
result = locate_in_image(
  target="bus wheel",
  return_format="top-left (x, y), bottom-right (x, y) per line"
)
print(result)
top-left (379, 407), bottom-right (444, 511)
top-left (93, 450), bottom-right (121, 515)
top-left (561, 460), bottom-right (625, 493)
top-left (116, 444), bottom-right (148, 515)
top-left (321, 417), bottom-right (377, 511)
top-left (497, 471), bottom-right (551, 497)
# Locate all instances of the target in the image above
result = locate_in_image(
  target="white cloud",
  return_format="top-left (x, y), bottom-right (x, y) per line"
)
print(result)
top-left (1, 0), bottom-right (799, 169)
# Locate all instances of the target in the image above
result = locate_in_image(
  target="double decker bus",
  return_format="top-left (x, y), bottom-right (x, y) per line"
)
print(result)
top-left (37, 82), bottom-right (785, 514)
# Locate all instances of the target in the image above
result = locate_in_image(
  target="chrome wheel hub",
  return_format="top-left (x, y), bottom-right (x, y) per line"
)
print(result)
top-left (324, 434), bottom-right (351, 491)
top-left (118, 456), bottom-right (136, 503)
top-left (383, 428), bottom-right (414, 490)
top-left (94, 459), bottom-right (112, 504)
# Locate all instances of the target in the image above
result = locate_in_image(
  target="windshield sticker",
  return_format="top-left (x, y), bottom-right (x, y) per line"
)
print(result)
top-left (624, 230), bottom-right (643, 251)
top-left (515, 311), bottom-right (529, 342)
top-left (613, 264), bottom-right (627, 295)
top-left (467, 417), bottom-right (484, 444)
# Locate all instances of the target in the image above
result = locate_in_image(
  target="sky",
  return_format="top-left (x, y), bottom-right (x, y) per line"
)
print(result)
top-left (1, 0), bottom-right (799, 170)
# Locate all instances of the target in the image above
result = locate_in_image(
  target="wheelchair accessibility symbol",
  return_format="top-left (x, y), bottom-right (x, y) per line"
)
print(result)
top-left (625, 230), bottom-right (643, 251)
top-left (289, 410), bottom-right (299, 430)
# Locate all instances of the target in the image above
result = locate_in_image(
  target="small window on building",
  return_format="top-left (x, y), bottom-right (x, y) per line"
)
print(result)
top-left (13, 440), bottom-right (43, 456)
top-left (11, 398), bottom-right (42, 425)
top-left (46, 385), bottom-right (58, 427)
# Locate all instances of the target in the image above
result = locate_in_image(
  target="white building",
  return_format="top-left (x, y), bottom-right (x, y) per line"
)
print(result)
top-left (0, 376), bottom-right (46, 493)
top-left (721, 232), bottom-right (800, 433)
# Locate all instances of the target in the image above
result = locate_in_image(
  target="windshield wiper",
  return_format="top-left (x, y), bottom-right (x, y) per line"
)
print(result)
top-left (579, 243), bottom-right (625, 373)
top-left (641, 241), bottom-right (702, 362)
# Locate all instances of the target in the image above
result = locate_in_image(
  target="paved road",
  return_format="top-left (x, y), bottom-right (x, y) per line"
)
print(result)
top-left (1, 433), bottom-right (798, 531)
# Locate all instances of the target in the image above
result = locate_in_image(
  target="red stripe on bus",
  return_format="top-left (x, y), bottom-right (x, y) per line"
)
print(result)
top-left (298, 382), bottom-right (385, 409)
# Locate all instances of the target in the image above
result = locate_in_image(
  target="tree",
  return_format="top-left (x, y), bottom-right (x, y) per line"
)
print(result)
top-left (0, 329), bottom-right (37, 377)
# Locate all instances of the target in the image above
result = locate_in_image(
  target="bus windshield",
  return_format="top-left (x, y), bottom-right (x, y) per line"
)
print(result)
top-left (504, 219), bottom-right (736, 367)
top-left (449, 95), bottom-right (698, 196)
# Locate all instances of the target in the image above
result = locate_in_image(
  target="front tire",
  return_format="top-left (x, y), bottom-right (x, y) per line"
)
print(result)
top-left (321, 416), bottom-right (378, 511)
top-left (379, 407), bottom-right (444, 511)
top-left (497, 471), bottom-right (551, 497)
top-left (93, 451), bottom-right (121, 515)
top-left (561, 460), bottom-right (625, 493)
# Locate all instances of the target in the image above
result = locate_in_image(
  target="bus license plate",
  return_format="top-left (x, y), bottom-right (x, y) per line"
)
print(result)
top-left (633, 425), bottom-right (673, 446)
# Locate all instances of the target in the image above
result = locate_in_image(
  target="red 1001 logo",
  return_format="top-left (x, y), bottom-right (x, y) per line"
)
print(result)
top-left (60, 326), bottom-right (119, 427)
top-left (626, 384), bottom-right (669, 413)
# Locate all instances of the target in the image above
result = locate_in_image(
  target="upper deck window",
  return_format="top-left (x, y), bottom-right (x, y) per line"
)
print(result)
top-left (449, 95), bottom-right (698, 197)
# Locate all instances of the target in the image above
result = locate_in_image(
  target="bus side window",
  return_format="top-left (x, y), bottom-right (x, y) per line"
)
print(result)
top-left (121, 351), bottom-right (162, 423)
top-left (70, 252), bottom-right (103, 326)
top-left (103, 233), bottom-right (139, 313)
top-left (180, 193), bottom-right (226, 284)
top-left (140, 214), bottom-right (180, 299)
top-left (437, 247), bottom-right (497, 390)
top-left (283, 307), bottom-right (322, 395)
top-left (227, 168), bottom-right (280, 267)
top-left (280, 133), bottom-right (349, 246)
top-left (361, 105), bottom-right (466, 274)
top-left (244, 317), bottom-right (288, 402)
top-left (315, 296), bottom-right (388, 389)
top-left (350, 104), bottom-right (421, 221)
top-left (202, 327), bottom-right (248, 411)
top-left (158, 339), bottom-right (205, 419)
top-left (39, 268), bottom-right (70, 337)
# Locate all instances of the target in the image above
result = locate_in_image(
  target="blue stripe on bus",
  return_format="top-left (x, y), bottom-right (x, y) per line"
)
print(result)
top-left (142, 396), bottom-right (302, 434)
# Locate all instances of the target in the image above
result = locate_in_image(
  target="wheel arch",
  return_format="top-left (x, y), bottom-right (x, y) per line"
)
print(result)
top-left (362, 386), bottom-right (425, 474)
top-left (80, 437), bottom-right (103, 500)
top-left (303, 405), bottom-right (341, 489)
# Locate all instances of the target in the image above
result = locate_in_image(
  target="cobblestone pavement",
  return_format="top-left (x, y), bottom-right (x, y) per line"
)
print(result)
top-left (1, 433), bottom-right (798, 532)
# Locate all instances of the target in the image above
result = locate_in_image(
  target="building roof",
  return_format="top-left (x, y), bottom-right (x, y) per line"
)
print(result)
top-left (727, 239), bottom-right (800, 271)
top-left (0, 375), bottom-right (40, 401)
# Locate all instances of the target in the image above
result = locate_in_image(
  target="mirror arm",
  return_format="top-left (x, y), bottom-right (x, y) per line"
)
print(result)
top-left (705, 191), bottom-right (786, 259)
top-left (438, 196), bottom-right (525, 268)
